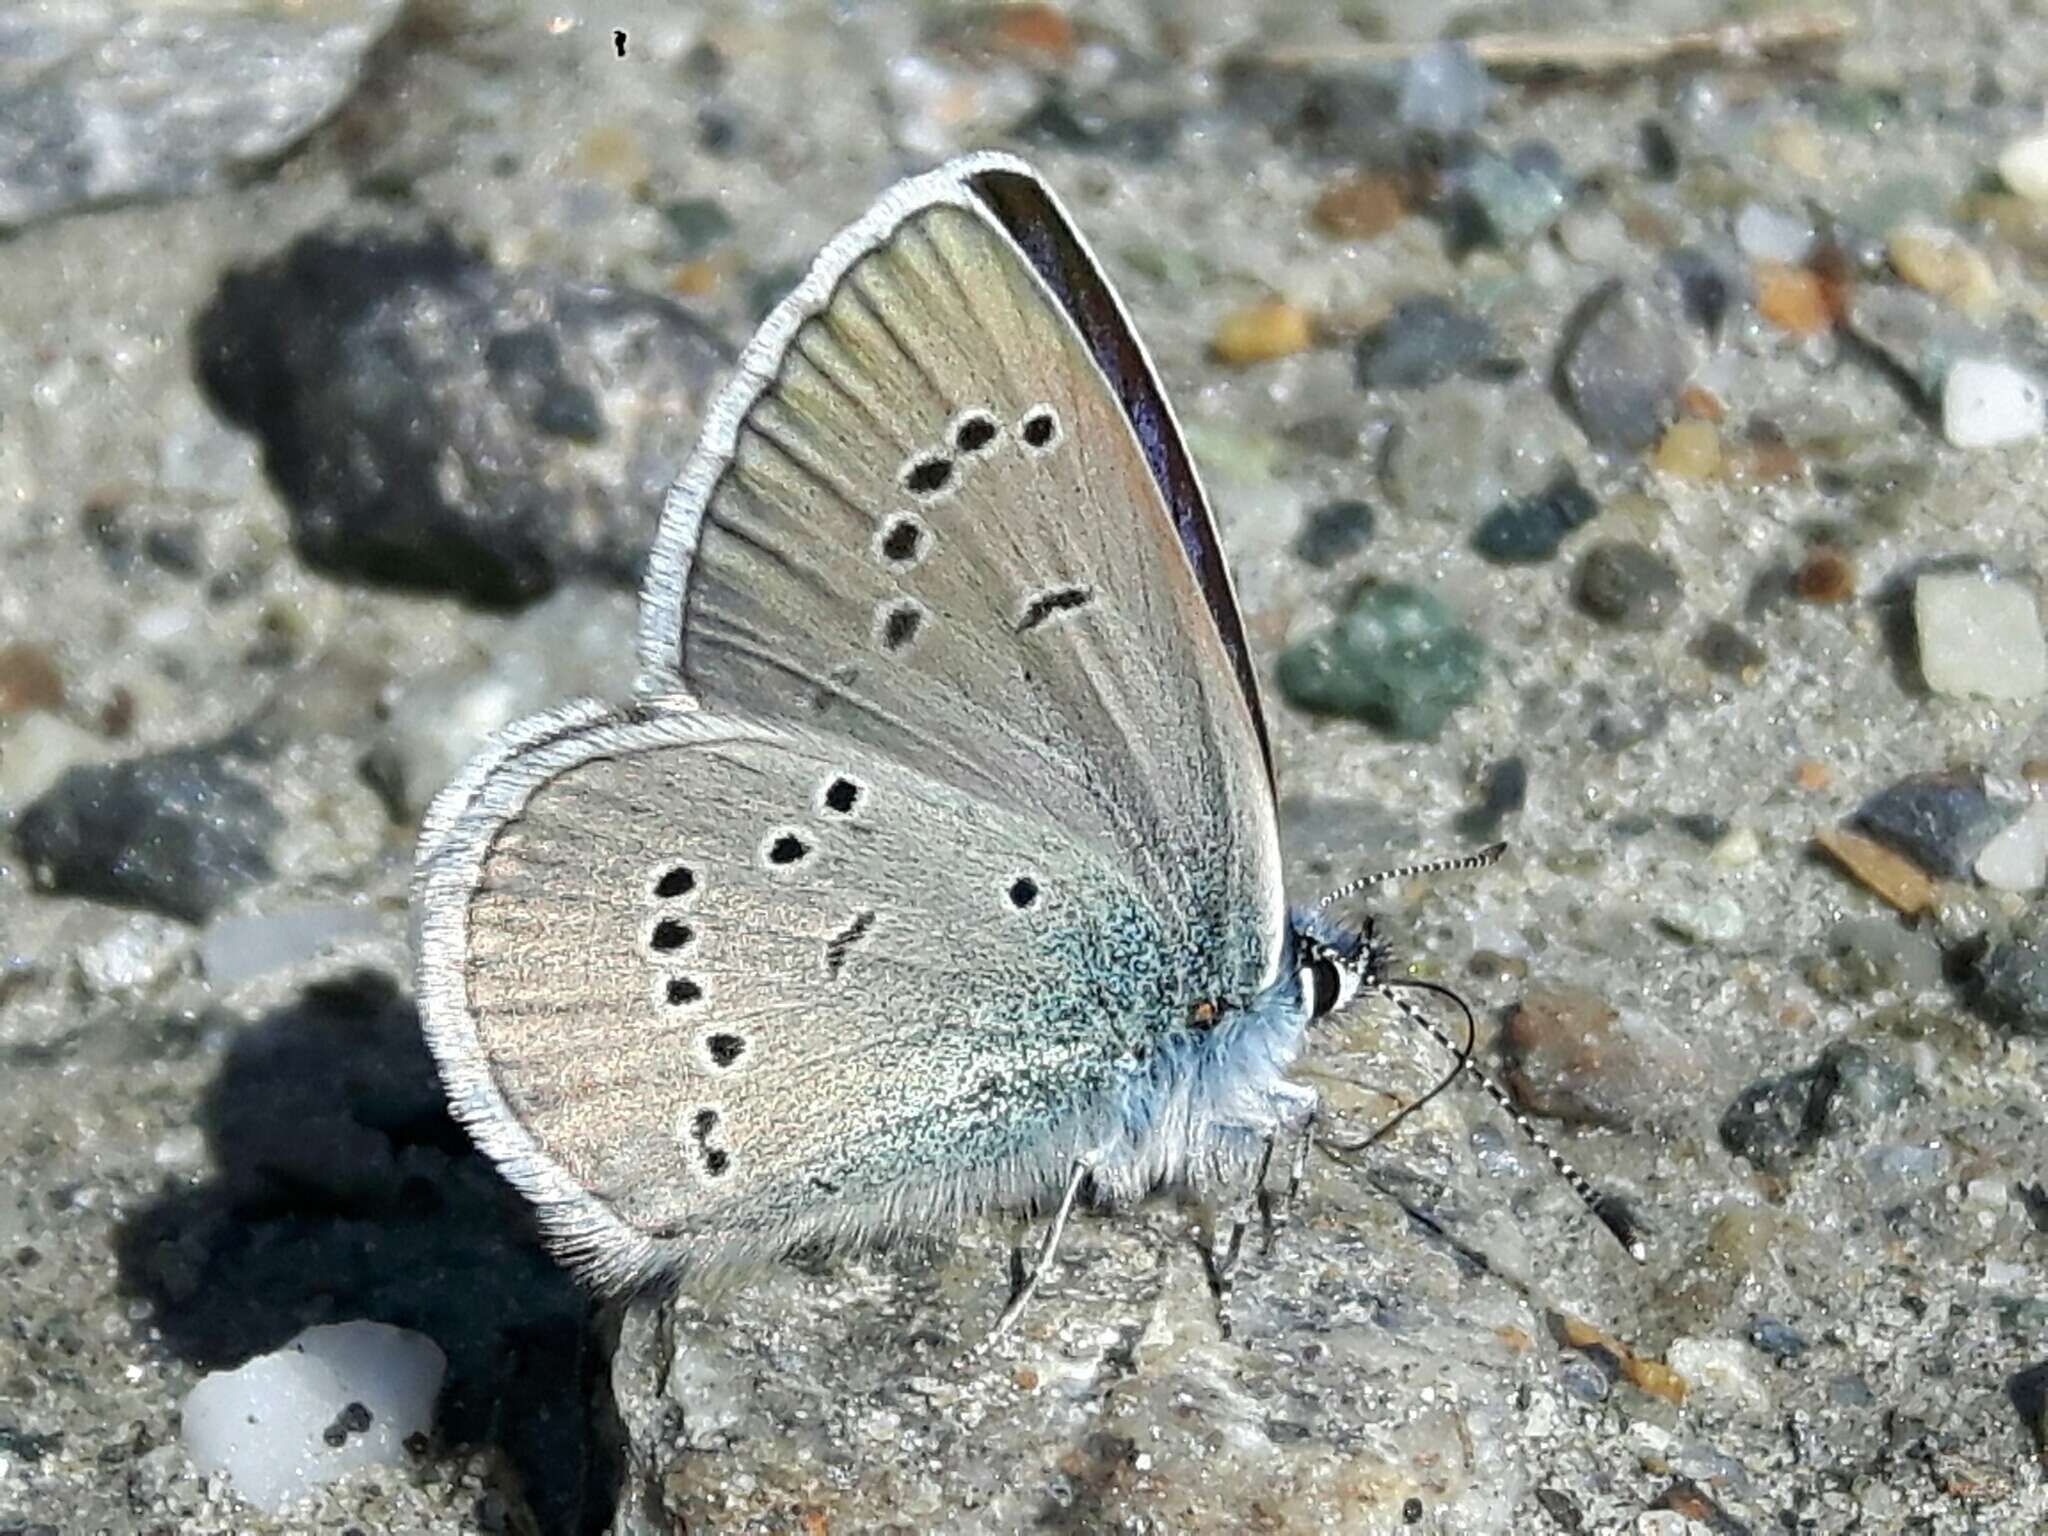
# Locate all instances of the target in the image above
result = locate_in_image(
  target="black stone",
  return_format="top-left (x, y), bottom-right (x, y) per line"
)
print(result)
top-left (1292, 499), bottom-right (1376, 568)
top-left (1471, 470), bottom-right (1598, 564)
top-left (1719, 1041), bottom-right (1918, 1173)
top-left (1853, 769), bottom-right (2017, 879)
top-left (1971, 914), bottom-right (2048, 1036)
top-left (195, 227), bottom-right (730, 606)
top-left (1638, 118), bottom-right (1680, 180)
top-left (13, 747), bottom-right (281, 923)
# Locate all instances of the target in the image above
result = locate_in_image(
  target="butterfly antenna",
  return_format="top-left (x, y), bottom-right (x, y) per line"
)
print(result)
top-left (1316, 841), bottom-right (1508, 913)
top-left (1331, 977), bottom-right (1646, 1263)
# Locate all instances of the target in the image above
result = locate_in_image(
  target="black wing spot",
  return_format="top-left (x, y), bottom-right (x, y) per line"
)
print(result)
top-left (653, 866), bottom-right (695, 899)
top-left (649, 918), bottom-right (693, 951)
top-left (880, 602), bottom-right (923, 652)
top-left (666, 976), bottom-right (704, 1006)
top-left (1020, 407), bottom-right (1059, 451)
top-left (1017, 584), bottom-right (1093, 632)
top-left (954, 411), bottom-right (999, 454)
top-left (706, 1033), bottom-right (746, 1068)
top-left (1008, 876), bottom-right (1039, 910)
top-left (903, 454), bottom-right (953, 497)
top-left (825, 910), bottom-right (875, 977)
top-left (767, 831), bottom-right (809, 866)
top-left (689, 1107), bottom-right (730, 1177)
top-left (823, 776), bottom-right (860, 814)
top-left (879, 515), bottom-right (924, 566)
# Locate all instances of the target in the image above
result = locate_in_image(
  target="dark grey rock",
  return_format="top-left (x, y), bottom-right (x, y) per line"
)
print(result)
top-left (0, 0), bottom-right (405, 230)
top-left (1292, 498), bottom-right (1376, 568)
top-left (1471, 470), bottom-right (1598, 564)
top-left (1355, 297), bottom-right (1512, 390)
top-left (1555, 279), bottom-right (1693, 451)
top-left (1690, 620), bottom-right (1767, 677)
top-left (1719, 1041), bottom-right (1918, 1173)
top-left (12, 747), bottom-right (282, 923)
top-left (1972, 913), bottom-right (2048, 1036)
top-left (195, 226), bottom-right (730, 606)
top-left (1639, 118), bottom-right (1680, 180)
top-left (1852, 769), bottom-right (2019, 879)
top-left (1575, 541), bottom-right (1683, 631)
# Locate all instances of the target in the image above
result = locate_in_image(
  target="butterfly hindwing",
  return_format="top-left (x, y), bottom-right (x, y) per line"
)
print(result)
top-left (417, 703), bottom-right (1213, 1290)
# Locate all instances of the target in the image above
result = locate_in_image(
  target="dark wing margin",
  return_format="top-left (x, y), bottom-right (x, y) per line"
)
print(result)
top-left (966, 166), bottom-right (1274, 782)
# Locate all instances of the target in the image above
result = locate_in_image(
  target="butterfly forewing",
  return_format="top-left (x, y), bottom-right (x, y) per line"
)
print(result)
top-left (421, 706), bottom-right (1201, 1288)
top-left (640, 157), bottom-right (1284, 1001)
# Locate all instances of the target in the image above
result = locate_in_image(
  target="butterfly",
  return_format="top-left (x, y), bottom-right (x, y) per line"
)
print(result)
top-left (414, 153), bottom-right (1636, 1340)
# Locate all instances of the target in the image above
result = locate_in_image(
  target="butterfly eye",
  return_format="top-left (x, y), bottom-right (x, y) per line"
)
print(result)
top-left (1301, 956), bottom-right (1346, 1017)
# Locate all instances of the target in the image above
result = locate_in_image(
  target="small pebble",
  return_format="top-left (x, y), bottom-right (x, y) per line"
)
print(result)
top-left (1914, 573), bottom-right (2048, 699)
top-left (1813, 917), bottom-right (1943, 997)
top-left (1555, 280), bottom-right (1692, 452)
top-left (0, 643), bottom-right (65, 716)
top-left (1275, 583), bottom-right (1486, 739)
top-left (1768, 119), bottom-right (1830, 179)
top-left (1575, 541), bottom-right (1683, 631)
top-left (1813, 826), bottom-right (1936, 915)
top-left (1853, 769), bottom-right (2018, 878)
top-left (1754, 263), bottom-right (1832, 335)
top-left (1997, 131), bottom-right (2048, 204)
top-left (1396, 41), bottom-right (1495, 134)
top-left (1292, 499), bottom-right (1376, 568)
top-left (1311, 173), bottom-right (1407, 240)
top-left (1689, 620), bottom-right (1766, 679)
top-left (1940, 358), bottom-right (2043, 448)
top-left (1556, 206), bottom-right (1632, 268)
top-left (1734, 202), bottom-right (1816, 265)
top-left (1975, 802), bottom-right (2048, 892)
top-left (1653, 419), bottom-right (1722, 480)
top-left (1666, 1339), bottom-right (1773, 1418)
top-left (1354, 296), bottom-right (1508, 390)
top-left (1794, 759), bottom-right (1832, 792)
top-left (1972, 913), bottom-right (2048, 1034)
top-left (1709, 824), bottom-right (1761, 868)
top-left (1638, 118), bottom-right (1680, 180)
top-left (13, 747), bottom-right (282, 923)
top-left (1451, 149), bottom-right (1568, 248)
top-left (988, 2), bottom-right (1076, 64)
top-left (1663, 247), bottom-right (1734, 334)
top-left (1887, 223), bottom-right (1999, 320)
top-left (1470, 470), bottom-right (1598, 564)
top-left (1210, 298), bottom-right (1314, 366)
top-left (659, 197), bottom-right (735, 259)
top-left (1792, 546), bottom-right (1855, 604)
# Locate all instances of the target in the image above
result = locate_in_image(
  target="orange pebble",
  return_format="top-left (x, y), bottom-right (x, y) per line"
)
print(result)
top-left (1755, 263), bottom-right (1832, 335)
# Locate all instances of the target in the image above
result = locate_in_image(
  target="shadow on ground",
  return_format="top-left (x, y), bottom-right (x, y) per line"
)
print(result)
top-left (114, 970), bottom-right (617, 1535)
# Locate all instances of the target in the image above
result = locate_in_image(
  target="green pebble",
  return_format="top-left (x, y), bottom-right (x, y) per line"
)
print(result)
top-left (1277, 582), bottom-right (1486, 739)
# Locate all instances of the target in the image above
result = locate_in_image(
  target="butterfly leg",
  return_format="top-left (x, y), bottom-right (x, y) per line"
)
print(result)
top-left (1197, 1153), bottom-right (1266, 1341)
top-left (1261, 1085), bottom-right (1321, 1258)
top-left (982, 1156), bottom-right (1094, 1347)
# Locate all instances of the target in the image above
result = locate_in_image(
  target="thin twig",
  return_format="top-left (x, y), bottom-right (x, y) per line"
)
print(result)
top-left (1249, 10), bottom-right (1854, 77)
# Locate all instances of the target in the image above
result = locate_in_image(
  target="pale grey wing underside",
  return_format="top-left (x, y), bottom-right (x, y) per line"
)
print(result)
top-left (638, 154), bottom-right (1285, 1003)
top-left (415, 703), bottom-right (1200, 1290)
